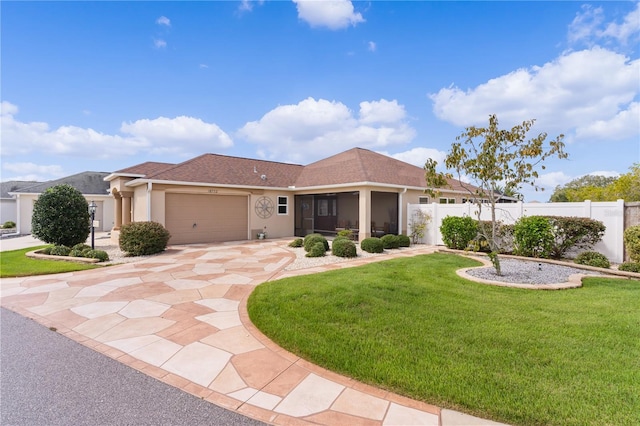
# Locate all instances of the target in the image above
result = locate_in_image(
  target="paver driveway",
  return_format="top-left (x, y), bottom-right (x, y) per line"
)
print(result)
top-left (1, 239), bottom-right (503, 426)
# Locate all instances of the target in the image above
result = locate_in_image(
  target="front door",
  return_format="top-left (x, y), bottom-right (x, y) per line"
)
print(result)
top-left (314, 196), bottom-right (337, 233)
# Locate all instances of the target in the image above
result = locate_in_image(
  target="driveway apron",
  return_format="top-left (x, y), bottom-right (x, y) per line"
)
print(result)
top-left (1, 240), bottom-right (501, 426)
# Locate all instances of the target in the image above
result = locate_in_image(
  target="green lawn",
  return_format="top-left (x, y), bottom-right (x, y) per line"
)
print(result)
top-left (0, 246), bottom-right (100, 277)
top-left (248, 253), bottom-right (640, 426)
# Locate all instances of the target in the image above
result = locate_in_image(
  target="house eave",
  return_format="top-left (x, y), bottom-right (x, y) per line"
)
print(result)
top-left (104, 172), bottom-right (146, 182)
top-left (125, 179), bottom-right (296, 192)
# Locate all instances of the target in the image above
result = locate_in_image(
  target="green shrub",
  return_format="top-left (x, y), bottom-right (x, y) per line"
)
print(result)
top-left (304, 234), bottom-right (329, 252)
top-left (31, 184), bottom-right (91, 247)
top-left (397, 234), bottom-right (411, 247)
top-left (49, 245), bottom-right (71, 256)
top-left (2, 221), bottom-right (16, 229)
top-left (381, 234), bottom-right (400, 249)
top-left (361, 237), bottom-right (384, 253)
top-left (119, 221), bottom-right (171, 256)
top-left (332, 238), bottom-right (357, 258)
top-left (69, 248), bottom-right (85, 257)
top-left (336, 229), bottom-right (354, 239)
top-left (575, 251), bottom-right (610, 269)
top-left (624, 225), bottom-right (640, 263)
top-left (513, 216), bottom-right (554, 258)
top-left (440, 216), bottom-right (477, 250)
top-left (288, 238), bottom-right (303, 248)
top-left (40, 247), bottom-right (53, 255)
top-left (72, 243), bottom-right (92, 252)
top-left (306, 241), bottom-right (326, 258)
top-left (84, 249), bottom-right (109, 262)
top-left (618, 262), bottom-right (640, 273)
top-left (546, 216), bottom-right (606, 259)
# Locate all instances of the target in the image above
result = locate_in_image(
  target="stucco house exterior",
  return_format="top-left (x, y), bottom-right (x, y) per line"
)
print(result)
top-left (106, 148), bottom-right (477, 245)
top-left (1, 180), bottom-right (38, 226)
top-left (9, 172), bottom-right (114, 236)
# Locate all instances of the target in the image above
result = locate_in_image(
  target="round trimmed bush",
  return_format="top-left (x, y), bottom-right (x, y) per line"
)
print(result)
top-left (304, 234), bottom-right (329, 252)
top-left (84, 249), bottom-right (109, 262)
top-left (618, 262), bottom-right (640, 273)
top-left (2, 221), bottom-right (16, 229)
top-left (381, 234), bottom-right (400, 249)
top-left (397, 234), bottom-right (411, 247)
top-left (306, 241), bottom-right (326, 258)
top-left (49, 245), bottom-right (71, 256)
top-left (440, 216), bottom-right (477, 250)
top-left (361, 237), bottom-right (384, 253)
top-left (31, 184), bottom-right (91, 247)
top-left (513, 216), bottom-right (554, 258)
top-left (69, 248), bottom-right (85, 257)
top-left (575, 251), bottom-right (610, 269)
top-left (119, 221), bottom-right (171, 256)
top-left (332, 238), bottom-right (357, 258)
top-left (288, 238), bottom-right (303, 248)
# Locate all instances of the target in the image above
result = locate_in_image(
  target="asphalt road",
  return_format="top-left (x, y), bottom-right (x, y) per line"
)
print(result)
top-left (0, 307), bottom-right (266, 426)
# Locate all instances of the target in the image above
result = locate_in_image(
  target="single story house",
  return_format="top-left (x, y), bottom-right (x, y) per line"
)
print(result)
top-left (1, 180), bottom-right (38, 226)
top-left (10, 172), bottom-right (114, 235)
top-left (106, 147), bottom-right (478, 245)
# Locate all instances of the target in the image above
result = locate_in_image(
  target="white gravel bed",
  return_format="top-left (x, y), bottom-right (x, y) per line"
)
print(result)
top-left (92, 236), bottom-right (154, 264)
top-left (465, 258), bottom-right (603, 285)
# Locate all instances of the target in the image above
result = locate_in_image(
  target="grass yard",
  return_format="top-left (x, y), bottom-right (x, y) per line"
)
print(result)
top-left (248, 253), bottom-right (640, 426)
top-left (0, 246), bottom-right (100, 277)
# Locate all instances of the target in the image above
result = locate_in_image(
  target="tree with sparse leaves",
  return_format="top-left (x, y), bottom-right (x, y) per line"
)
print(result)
top-left (424, 114), bottom-right (568, 274)
top-left (31, 184), bottom-right (91, 247)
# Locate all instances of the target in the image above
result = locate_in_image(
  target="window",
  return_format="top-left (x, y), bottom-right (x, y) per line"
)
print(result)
top-left (418, 196), bottom-right (429, 204)
top-left (439, 198), bottom-right (455, 204)
top-left (277, 196), bottom-right (288, 215)
top-left (317, 199), bottom-right (328, 216)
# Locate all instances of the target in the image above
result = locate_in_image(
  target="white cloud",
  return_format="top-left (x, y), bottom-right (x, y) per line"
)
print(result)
top-left (156, 16), bottom-right (171, 27)
top-left (569, 2), bottom-right (640, 46)
top-left (359, 99), bottom-right (406, 124)
top-left (2, 162), bottom-right (65, 182)
top-left (576, 101), bottom-right (640, 141)
top-left (1, 102), bottom-right (233, 160)
top-left (292, 0), bottom-right (364, 30)
top-left (121, 116), bottom-right (233, 155)
top-left (237, 97), bottom-right (415, 163)
top-left (154, 39), bottom-right (167, 49)
top-left (430, 47), bottom-right (639, 142)
top-left (238, 0), bottom-right (264, 13)
top-left (600, 1), bottom-right (640, 44)
top-left (368, 41), bottom-right (376, 52)
top-left (568, 5), bottom-right (604, 45)
top-left (382, 147), bottom-right (447, 168)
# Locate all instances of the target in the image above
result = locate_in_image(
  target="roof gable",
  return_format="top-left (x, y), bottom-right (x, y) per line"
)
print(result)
top-left (1, 181), bottom-right (39, 198)
top-left (12, 172), bottom-right (111, 195)
top-left (143, 154), bottom-right (304, 188)
top-left (294, 148), bottom-right (429, 188)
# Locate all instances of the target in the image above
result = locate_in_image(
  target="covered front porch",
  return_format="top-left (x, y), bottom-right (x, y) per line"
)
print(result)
top-left (294, 190), bottom-right (401, 241)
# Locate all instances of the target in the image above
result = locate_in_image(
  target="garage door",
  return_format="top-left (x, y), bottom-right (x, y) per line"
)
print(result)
top-left (165, 194), bottom-right (248, 244)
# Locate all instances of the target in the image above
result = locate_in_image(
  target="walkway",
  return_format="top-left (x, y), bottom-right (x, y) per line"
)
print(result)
top-left (1, 240), bottom-right (505, 426)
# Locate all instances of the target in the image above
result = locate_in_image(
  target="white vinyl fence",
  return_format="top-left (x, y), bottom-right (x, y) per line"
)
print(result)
top-left (407, 200), bottom-right (626, 263)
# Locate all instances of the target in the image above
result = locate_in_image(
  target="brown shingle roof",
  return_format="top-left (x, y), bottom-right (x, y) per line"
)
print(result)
top-left (293, 147), bottom-right (465, 191)
top-left (144, 154), bottom-right (304, 188)
top-left (114, 162), bottom-right (175, 176)
top-left (119, 148), bottom-right (469, 192)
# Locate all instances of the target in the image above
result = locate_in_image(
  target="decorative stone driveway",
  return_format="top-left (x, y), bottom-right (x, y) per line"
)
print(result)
top-left (1, 240), bottom-right (504, 426)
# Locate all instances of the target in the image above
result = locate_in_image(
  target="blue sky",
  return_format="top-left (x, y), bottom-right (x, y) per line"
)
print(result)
top-left (2, 0), bottom-right (639, 202)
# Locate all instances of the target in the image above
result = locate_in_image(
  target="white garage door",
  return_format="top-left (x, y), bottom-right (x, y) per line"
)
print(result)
top-left (165, 193), bottom-right (248, 244)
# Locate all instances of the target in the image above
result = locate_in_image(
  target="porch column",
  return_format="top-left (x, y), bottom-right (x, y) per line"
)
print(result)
top-left (358, 188), bottom-right (372, 241)
top-left (120, 191), bottom-right (133, 225)
top-left (113, 191), bottom-right (123, 230)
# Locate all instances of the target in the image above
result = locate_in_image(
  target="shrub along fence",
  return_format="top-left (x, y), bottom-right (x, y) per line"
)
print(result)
top-left (408, 200), bottom-right (626, 263)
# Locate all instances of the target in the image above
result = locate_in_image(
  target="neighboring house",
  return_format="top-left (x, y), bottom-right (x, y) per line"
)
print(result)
top-left (106, 147), bottom-right (478, 245)
top-left (1, 181), bottom-right (38, 226)
top-left (10, 172), bottom-right (114, 235)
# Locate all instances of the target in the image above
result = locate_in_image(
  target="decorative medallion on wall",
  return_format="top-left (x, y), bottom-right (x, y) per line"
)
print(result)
top-left (255, 196), bottom-right (274, 219)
